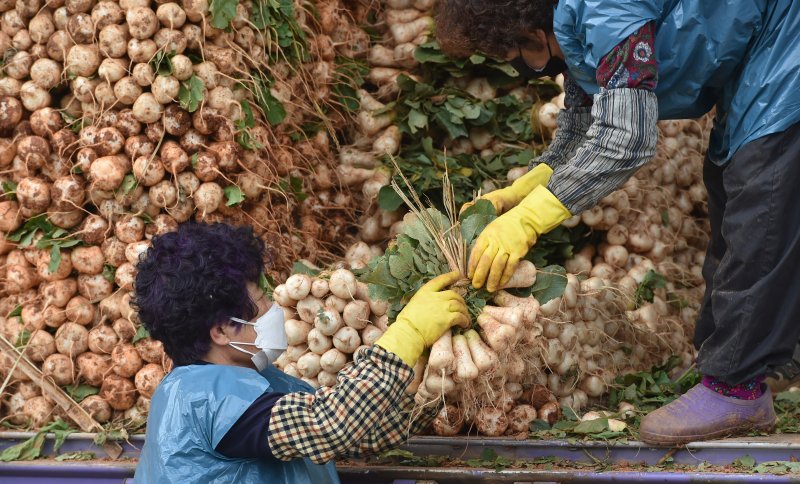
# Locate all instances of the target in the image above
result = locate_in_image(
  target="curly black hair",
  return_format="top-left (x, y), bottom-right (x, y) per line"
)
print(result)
top-left (133, 222), bottom-right (266, 366)
top-left (435, 0), bottom-right (558, 58)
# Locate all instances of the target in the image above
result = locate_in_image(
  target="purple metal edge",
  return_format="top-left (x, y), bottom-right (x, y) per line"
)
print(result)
top-left (0, 432), bottom-right (144, 459)
top-left (400, 436), bottom-right (800, 466)
top-left (0, 463), bottom-right (136, 478)
top-left (338, 465), bottom-right (800, 483)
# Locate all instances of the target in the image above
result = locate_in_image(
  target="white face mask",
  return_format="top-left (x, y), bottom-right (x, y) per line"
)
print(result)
top-left (228, 303), bottom-right (287, 370)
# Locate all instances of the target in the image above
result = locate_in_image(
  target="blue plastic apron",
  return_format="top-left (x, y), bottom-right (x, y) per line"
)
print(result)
top-left (134, 363), bottom-right (340, 483)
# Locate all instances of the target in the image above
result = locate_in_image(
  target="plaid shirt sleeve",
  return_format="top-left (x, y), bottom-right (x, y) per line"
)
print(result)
top-left (547, 21), bottom-right (659, 214)
top-left (267, 345), bottom-right (430, 464)
top-left (346, 392), bottom-right (439, 458)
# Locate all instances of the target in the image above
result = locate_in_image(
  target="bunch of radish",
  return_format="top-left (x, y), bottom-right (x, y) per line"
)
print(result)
top-left (318, 115), bottom-right (707, 436)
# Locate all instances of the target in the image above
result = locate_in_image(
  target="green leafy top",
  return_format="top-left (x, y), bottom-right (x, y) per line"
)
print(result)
top-left (252, 0), bottom-right (308, 62)
top-left (209, 0), bottom-right (239, 30)
top-left (223, 185), bottom-right (246, 207)
top-left (362, 201), bottom-right (494, 323)
top-left (370, 39), bottom-right (562, 213)
top-left (178, 75), bottom-right (205, 113)
top-left (149, 50), bottom-right (175, 77)
top-left (6, 215), bottom-right (83, 272)
top-left (634, 270), bottom-right (667, 308)
top-left (252, 72), bottom-right (287, 126)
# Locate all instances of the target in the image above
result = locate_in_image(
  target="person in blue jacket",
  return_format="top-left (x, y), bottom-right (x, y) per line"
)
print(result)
top-left (435, 0), bottom-right (800, 444)
top-left (132, 222), bottom-right (469, 482)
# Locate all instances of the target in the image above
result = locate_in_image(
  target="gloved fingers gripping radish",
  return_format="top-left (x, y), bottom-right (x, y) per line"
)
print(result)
top-left (469, 186), bottom-right (571, 292)
top-left (374, 271), bottom-right (467, 366)
top-left (469, 242), bottom-right (499, 288)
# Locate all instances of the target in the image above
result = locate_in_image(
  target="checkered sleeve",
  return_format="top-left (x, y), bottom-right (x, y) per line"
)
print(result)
top-left (267, 345), bottom-right (416, 464)
top-left (347, 393), bottom-right (440, 458)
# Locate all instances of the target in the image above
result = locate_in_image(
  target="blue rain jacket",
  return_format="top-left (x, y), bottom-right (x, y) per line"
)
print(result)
top-left (134, 363), bottom-right (340, 484)
top-left (553, 0), bottom-right (800, 164)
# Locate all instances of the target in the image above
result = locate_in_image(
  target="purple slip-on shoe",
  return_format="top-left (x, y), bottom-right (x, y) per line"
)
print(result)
top-left (639, 383), bottom-right (777, 445)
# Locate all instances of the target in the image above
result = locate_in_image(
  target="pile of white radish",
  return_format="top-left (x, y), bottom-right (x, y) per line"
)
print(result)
top-left (0, 0), bottom-right (710, 438)
top-left (0, 0), bottom-right (382, 431)
top-left (272, 269), bottom-right (390, 389)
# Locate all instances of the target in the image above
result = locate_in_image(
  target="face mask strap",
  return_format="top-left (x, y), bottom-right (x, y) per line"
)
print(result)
top-left (229, 317), bottom-right (254, 326)
top-left (518, 37), bottom-right (554, 73)
top-left (228, 341), bottom-right (258, 356)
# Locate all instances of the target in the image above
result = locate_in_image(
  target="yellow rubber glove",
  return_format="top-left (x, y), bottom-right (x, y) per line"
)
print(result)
top-left (468, 185), bottom-right (571, 292)
top-left (375, 271), bottom-right (470, 367)
top-left (460, 164), bottom-right (553, 216)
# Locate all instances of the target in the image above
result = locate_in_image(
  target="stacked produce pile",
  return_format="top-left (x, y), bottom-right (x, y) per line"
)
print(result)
top-left (277, 114), bottom-right (710, 436)
top-left (0, 0), bottom-right (378, 430)
top-left (278, 0), bottom-right (708, 436)
top-left (0, 0), bottom-right (711, 439)
top-left (274, 0), bottom-right (712, 435)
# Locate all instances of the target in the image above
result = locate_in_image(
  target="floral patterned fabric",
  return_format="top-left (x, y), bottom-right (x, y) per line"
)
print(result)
top-left (563, 73), bottom-right (593, 109)
top-left (701, 374), bottom-right (765, 400)
top-left (596, 21), bottom-right (658, 90)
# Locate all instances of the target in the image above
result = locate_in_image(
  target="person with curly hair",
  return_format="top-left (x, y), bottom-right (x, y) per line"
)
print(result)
top-left (132, 222), bottom-right (469, 483)
top-left (437, 0), bottom-right (800, 444)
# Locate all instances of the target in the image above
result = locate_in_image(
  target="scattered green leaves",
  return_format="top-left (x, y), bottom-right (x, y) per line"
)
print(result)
top-left (772, 391), bottom-right (800, 434)
top-left (8, 305), bottom-right (22, 318)
top-left (752, 460), bottom-right (800, 474)
top-left (608, 356), bottom-right (701, 429)
top-left (634, 270), bottom-right (668, 308)
top-left (102, 264), bottom-right (117, 284)
top-left (234, 100), bottom-right (263, 151)
top-left (60, 112), bottom-right (84, 134)
top-left (376, 449), bottom-right (448, 468)
top-left (132, 326), bottom-right (150, 345)
top-left (223, 185), bottom-right (245, 207)
top-left (64, 383), bottom-right (99, 403)
top-left (291, 261), bottom-right (320, 276)
top-left (6, 215), bottom-right (82, 272)
top-left (55, 451), bottom-right (95, 461)
top-left (277, 176), bottom-right (307, 202)
top-left (15, 329), bottom-right (31, 348)
top-left (178, 75), bottom-right (205, 113)
top-left (118, 174), bottom-right (139, 196)
top-left (209, 0), bottom-right (239, 30)
top-left (465, 448), bottom-right (514, 472)
top-left (149, 50), bottom-right (175, 77)
top-left (0, 419), bottom-right (74, 462)
top-left (252, 73), bottom-right (286, 125)
top-left (2, 180), bottom-right (16, 200)
top-left (93, 427), bottom-right (128, 447)
top-left (733, 455), bottom-right (756, 469)
top-left (258, 272), bottom-right (276, 298)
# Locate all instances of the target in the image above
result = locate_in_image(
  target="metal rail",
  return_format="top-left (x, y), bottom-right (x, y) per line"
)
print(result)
top-left (3, 433), bottom-right (800, 483)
